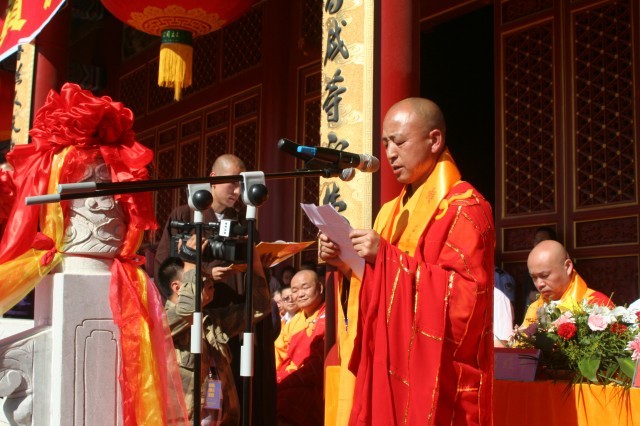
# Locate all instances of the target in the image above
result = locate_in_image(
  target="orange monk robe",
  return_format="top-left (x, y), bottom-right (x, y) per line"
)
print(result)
top-left (325, 150), bottom-right (494, 425)
top-left (521, 271), bottom-right (613, 328)
top-left (275, 303), bottom-right (326, 426)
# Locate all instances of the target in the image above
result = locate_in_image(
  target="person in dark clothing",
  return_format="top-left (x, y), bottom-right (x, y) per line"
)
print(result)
top-left (514, 226), bottom-right (558, 324)
top-left (154, 154), bottom-right (246, 308)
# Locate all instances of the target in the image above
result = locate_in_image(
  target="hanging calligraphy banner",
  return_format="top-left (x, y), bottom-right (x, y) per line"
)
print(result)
top-left (0, 0), bottom-right (66, 62)
top-left (321, 5), bottom-right (376, 424)
top-left (320, 0), bottom-right (375, 230)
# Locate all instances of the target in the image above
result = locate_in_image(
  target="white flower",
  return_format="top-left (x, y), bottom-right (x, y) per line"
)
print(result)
top-left (622, 308), bottom-right (640, 324)
top-left (611, 306), bottom-right (628, 317)
top-left (587, 303), bottom-right (612, 316)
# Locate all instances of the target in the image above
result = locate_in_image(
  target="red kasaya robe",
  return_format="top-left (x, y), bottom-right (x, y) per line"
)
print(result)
top-left (275, 303), bottom-right (326, 426)
top-left (348, 152), bottom-right (495, 425)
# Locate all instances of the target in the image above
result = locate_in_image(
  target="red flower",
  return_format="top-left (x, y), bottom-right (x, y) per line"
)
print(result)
top-left (610, 323), bottom-right (628, 335)
top-left (557, 322), bottom-right (577, 339)
top-left (636, 311), bottom-right (640, 323)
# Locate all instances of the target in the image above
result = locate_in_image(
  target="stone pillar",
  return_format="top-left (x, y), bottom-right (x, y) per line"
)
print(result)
top-left (35, 257), bottom-right (123, 426)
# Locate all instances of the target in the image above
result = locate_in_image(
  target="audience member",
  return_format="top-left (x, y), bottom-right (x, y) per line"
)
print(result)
top-left (521, 240), bottom-right (613, 328)
top-left (268, 272), bottom-right (282, 295)
top-left (280, 286), bottom-right (299, 324)
top-left (157, 256), bottom-right (210, 420)
top-left (493, 287), bottom-right (514, 346)
top-left (533, 226), bottom-right (557, 247)
top-left (271, 288), bottom-right (283, 339)
top-left (273, 289), bottom-right (284, 317)
top-left (274, 270), bottom-right (326, 426)
top-left (493, 266), bottom-right (515, 345)
top-left (494, 266), bottom-right (516, 303)
top-left (280, 265), bottom-right (297, 288)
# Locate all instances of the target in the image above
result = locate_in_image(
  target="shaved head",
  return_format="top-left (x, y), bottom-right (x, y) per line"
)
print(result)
top-left (211, 154), bottom-right (246, 175)
top-left (290, 269), bottom-right (323, 316)
top-left (209, 154), bottom-right (246, 212)
top-left (528, 240), bottom-right (569, 267)
top-left (382, 97), bottom-right (447, 189)
top-left (527, 240), bottom-right (573, 301)
top-left (387, 97), bottom-right (446, 137)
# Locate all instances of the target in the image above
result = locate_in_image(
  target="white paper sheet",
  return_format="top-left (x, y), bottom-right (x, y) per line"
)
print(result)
top-left (300, 203), bottom-right (365, 279)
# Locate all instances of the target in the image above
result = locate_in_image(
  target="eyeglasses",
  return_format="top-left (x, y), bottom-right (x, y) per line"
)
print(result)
top-left (283, 296), bottom-right (293, 302)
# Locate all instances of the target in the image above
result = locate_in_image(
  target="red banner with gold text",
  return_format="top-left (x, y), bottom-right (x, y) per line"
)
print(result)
top-left (0, 0), bottom-right (65, 62)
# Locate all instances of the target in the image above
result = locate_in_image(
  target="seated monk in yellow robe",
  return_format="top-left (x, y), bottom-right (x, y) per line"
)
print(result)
top-left (274, 269), bottom-right (326, 426)
top-left (521, 240), bottom-right (613, 328)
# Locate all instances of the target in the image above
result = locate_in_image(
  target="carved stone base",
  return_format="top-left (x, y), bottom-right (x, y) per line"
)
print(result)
top-left (0, 257), bottom-right (123, 426)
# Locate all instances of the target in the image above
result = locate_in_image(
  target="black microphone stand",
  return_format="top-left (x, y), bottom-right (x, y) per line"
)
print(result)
top-left (237, 171), bottom-right (269, 426)
top-left (25, 165), bottom-right (347, 426)
top-left (184, 183), bottom-right (214, 426)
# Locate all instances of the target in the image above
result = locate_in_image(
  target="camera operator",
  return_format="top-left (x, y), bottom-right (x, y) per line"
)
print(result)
top-left (155, 154), bottom-right (246, 307)
top-left (174, 235), bottom-right (272, 424)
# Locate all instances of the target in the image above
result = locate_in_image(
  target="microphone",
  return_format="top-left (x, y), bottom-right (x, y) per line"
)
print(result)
top-left (296, 145), bottom-right (380, 173)
top-left (277, 138), bottom-right (375, 181)
top-left (277, 138), bottom-right (313, 162)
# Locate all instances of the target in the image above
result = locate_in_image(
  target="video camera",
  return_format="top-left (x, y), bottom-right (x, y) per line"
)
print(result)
top-left (170, 219), bottom-right (248, 264)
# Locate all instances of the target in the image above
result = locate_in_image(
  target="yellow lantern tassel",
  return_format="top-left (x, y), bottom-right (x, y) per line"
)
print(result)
top-left (158, 29), bottom-right (193, 101)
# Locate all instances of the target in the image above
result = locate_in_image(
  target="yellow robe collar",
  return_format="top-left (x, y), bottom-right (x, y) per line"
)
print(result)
top-left (523, 271), bottom-right (589, 328)
top-left (375, 148), bottom-right (461, 255)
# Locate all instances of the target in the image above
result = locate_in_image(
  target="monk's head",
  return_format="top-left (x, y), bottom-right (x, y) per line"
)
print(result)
top-left (527, 240), bottom-right (574, 301)
top-left (290, 269), bottom-right (323, 316)
top-left (209, 154), bottom-right (246, 212)
top-left (381, 97), bottom-right (446, 191)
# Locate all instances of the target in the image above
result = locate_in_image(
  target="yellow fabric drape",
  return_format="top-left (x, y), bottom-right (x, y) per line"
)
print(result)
top-left (495, 380), bottom-right (639, 426)
top-left (0, 147), bottom-right (69, 314)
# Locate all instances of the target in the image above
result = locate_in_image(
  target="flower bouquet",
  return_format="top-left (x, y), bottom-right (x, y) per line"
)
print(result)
top-left (511, 300), bottom-right (640, 386)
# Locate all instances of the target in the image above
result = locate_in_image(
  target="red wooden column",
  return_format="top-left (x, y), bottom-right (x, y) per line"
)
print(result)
top-left (378, 0), bottom-right (420, 204)
top-left (33, 5), bottom-right (71, 114)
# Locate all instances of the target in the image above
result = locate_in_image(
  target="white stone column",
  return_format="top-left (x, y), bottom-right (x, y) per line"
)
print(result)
top-left (35, 257), bottom-right (123, 426)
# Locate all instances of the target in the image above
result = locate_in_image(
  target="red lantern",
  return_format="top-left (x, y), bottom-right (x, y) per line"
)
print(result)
top-left (101, 0), bottom-right (255, 101)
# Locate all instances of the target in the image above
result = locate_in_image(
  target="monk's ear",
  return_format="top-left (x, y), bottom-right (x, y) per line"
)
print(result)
top-left (564, 258), bottom-right (574, 275)
top-left (429, 128), bottom-right (444, 154)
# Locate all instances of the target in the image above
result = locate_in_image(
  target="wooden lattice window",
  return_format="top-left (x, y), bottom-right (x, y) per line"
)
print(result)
top-left (503, 23), bottom-right (556, 215)
top-left (573, 1), bottom-right (637, 208)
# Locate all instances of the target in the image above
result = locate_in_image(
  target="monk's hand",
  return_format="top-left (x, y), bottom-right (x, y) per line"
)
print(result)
top-left (350, 229), bottom-right (380, 264)
top-left (319, 232), bottom-right (343, 264)
top-left (318, 232), bottom-right (352, 278)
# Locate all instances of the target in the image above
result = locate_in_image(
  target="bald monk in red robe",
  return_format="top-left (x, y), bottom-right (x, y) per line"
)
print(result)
top-left (320, 98), bottom-right (494, 425)
top-left (274, 269), bottom-right (326, 426)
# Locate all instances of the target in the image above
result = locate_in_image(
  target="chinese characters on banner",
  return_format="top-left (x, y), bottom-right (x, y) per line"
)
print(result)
top-left (0, 0), bottom-right (66, 62)
top-left (11, 42), bottom-right (34, 145)
top-left (320, 0), bottom-right (374, 229)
